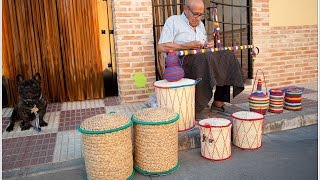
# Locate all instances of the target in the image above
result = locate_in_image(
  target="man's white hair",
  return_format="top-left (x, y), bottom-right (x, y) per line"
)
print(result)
top-left (184, 0), bottom-right (191, 6)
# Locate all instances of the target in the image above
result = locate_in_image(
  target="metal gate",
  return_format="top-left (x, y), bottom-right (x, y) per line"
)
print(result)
top-left (152, 0), bottom-right (253, 79)
top-left (152, 0), bottom-right (184, 79)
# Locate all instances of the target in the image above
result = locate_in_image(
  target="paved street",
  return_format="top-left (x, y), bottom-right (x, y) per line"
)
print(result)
top-left (17, 125), bottom-right (318, 180)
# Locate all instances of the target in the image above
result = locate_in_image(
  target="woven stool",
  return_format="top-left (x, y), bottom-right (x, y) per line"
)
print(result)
top-left (154, 78), bottom-right (197, 132)
top-left (199, 118), bottom-right (232, 161)
top-left (132, 107), bottom-right (180, 175)
top-left (77, 114), bottom-right (134, 180)
top-left (232, 111), bottom-right (264, 150)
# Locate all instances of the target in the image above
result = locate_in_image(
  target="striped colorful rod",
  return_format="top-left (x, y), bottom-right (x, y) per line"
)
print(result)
top-left (175, 45), bottom-right (255, 56)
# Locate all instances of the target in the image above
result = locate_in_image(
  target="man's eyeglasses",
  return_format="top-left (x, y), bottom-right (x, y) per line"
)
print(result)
top-left (187, 6), bottom-right (205, 19)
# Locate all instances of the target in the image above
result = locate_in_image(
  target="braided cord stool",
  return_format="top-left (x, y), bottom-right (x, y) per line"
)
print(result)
top-left (132, 107), bottom-right (180, 176)
top-left (78, 114), bottom-right (134, 180)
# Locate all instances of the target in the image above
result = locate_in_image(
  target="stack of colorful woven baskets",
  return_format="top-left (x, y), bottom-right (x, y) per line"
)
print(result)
top-left (284, 88), bottom-right (304, 111)
top-left (269, 88), bottom-right (284, 113)
top-left (249, 78), bottom-right (269, 115)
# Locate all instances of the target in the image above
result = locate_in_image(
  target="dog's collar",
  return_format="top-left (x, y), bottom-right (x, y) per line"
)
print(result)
top-left (21, 93), bottom-right (42, 106)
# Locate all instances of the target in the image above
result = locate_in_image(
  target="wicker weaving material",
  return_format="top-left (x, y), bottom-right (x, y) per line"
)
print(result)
top-left (133, 107), bottom-right (178, 123)
top-left (199, 118), bottom-right (232, 161)
top-left (132, 108), bottom-right (179, 175)
top-left (154, 78), bottom-right (196, 131)
top-left (80, 114), bottom-right (130, 132)
top-left (232, 111), bottom-right (264, 150)
top-left (79, 114), bottom-right (133, 180)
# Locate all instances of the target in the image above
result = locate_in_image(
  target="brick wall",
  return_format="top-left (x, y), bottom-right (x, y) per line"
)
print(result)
top-left (112, 0), bottom-right (155, 103)
top-left (252, 0), bottom-right (318, 88)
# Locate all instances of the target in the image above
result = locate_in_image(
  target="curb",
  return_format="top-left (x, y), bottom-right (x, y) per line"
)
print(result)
top-left (3, 159), bottom-right (85, 180)
top-left (178, 112), bottom-right (318, 151)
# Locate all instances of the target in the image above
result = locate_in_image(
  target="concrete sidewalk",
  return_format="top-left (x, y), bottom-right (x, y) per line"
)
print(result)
top-left (2, 81), bottom-right (318, 179)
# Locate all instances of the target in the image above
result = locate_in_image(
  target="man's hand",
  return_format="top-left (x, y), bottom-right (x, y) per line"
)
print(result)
top-left (185, 41), bottom-right (202, 50)
top-left (205, 41), bottom-right (214, 48)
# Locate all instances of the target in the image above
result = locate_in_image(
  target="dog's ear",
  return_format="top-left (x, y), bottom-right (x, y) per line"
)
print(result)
top-left (33, 73), bottom-right (41, 83)
top-left (16, 74), bottom-right (24, 84)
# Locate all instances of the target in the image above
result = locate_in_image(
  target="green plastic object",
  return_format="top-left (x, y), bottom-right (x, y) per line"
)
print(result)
top-left (133, 72), bottom-right (150, 95)
top-left (134, 72), bottom-right (147, 88)
top-left (77, 120), bottom-right (132, 135)
top-left (131, 113), bottom-right (179, 125)
top-left (134, 161), bottom-right (180, 176)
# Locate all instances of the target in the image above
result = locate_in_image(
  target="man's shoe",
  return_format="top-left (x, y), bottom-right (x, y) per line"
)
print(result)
top-left (211, 104), bottom-right (225, 112)
top-left (195, 112), bottom-right (205, 121)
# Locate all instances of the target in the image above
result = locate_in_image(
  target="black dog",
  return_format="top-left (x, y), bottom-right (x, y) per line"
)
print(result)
top-left (6, 73), bottom-right (48, 132)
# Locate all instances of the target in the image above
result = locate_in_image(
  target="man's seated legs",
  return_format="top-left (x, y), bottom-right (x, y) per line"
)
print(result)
top-left (211, 85), bottom-right (230, 112)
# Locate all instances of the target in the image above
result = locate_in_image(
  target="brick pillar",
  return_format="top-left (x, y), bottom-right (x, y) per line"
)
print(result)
top-left (112, 0), bottom-right (155, 103)
top-left (252, 0), bottom-right (272, 84)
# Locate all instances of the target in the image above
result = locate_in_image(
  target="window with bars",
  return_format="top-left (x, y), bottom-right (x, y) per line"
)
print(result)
top-left (152, 0), bottom-right (253, 79)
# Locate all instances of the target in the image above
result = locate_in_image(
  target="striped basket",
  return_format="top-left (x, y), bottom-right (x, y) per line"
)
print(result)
top-left (269, 88), bottom-right (284, 113)
top-left (77, 113), bottom-right (134, 180)
top-left (284, 87), bottom-right (304, 111)
top-left (249, 69), bottom-right (269, 115)
top-left (132, 107), bottom-right (180, 176)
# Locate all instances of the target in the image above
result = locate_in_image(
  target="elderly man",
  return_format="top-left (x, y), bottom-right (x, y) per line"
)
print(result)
top-left (158, 0), bottom-right (244, 119)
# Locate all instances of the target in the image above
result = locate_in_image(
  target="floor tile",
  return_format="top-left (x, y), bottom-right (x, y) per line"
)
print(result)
top-left (61, 100), bottom-right (105, 111)
top-left (2, 133), bottom-right (56, 171)
top-left (58, 107), bottom-right (105, 131)
top-left (105, 102), bottom-right (146, 118)
top-left (302, 92), bottom-right (318, 101)
top-left (46, 103), bottom-right (62, 113)
top-left (104, 96), bottom-right (121, 106)
top-left (2, 117), bottom-right (10, 133)
top-left (53, 130), bottom-right (82, 163)
top-left (2, 108), bottom-right (13, 118)
top-left (298, 82), bottom-right (318, 91)
top-left (2, 112), bottom-right (60, 139)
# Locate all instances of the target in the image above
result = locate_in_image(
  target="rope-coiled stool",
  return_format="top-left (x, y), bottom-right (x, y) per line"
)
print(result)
top-left (78, 114), bottom-right (134, 180)
top-left (132, 107), bottom-right (180, 176)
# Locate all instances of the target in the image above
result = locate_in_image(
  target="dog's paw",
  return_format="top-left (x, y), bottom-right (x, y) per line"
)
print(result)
top-left (20, 122), bottom-right (25, 128)
top-left (21, 124), bottom-right (32, 131)
top-left (39, 121), bottom-right (48, 127)
top-left (6, 125), bottom-right (14, 132)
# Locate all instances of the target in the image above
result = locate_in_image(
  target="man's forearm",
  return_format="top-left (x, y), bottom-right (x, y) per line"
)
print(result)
top-left (158, 41), bottom-right (202, 53)
top-left (157, 43), bottom-right (184, 53)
